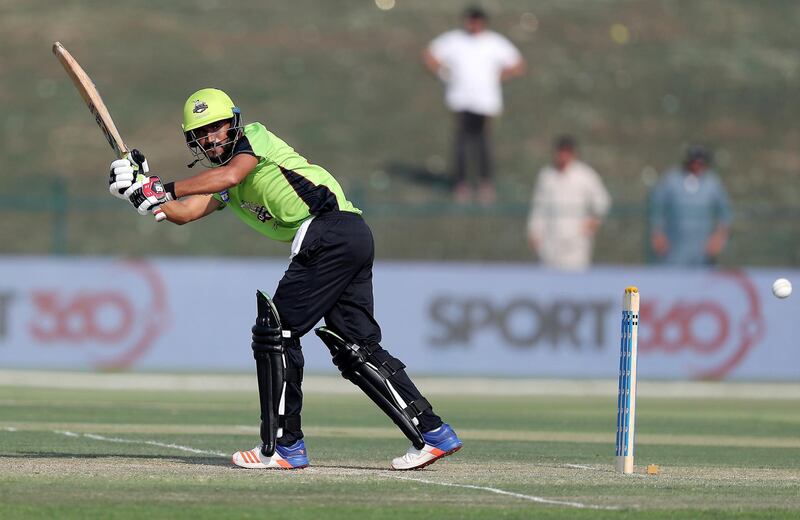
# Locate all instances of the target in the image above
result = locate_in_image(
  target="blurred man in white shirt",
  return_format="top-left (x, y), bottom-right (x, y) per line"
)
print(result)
top-left (424, 6), bottom-right (525, 205)
top-left (527, 136), bottom-right (611, 270)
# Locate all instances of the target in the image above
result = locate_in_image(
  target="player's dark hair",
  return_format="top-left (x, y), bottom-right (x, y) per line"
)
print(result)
top-left (464, 6), bottom-right (488, 21)
top-left (684, 144), bottom-right (712, 166)
top-left (554, 135), bottom-right (577, 151)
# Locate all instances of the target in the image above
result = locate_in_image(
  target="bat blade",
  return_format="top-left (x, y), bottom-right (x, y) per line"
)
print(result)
top-left (52, 42), bottom-right (128, 159)
top-left (53, 42), bottom-right (165, 222)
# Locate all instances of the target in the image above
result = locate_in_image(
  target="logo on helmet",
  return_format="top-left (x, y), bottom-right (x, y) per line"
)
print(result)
top-left (192, 100), bottom-right (209, 114)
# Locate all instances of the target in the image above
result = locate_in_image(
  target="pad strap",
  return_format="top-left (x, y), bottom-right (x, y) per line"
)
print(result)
top-left (361, 343), bottom-right (406, 378)
top-left (403, 397), bottom-right (431, 419)
top-left (284, 367), bottom-right (303, 382)
top-left (282, 331), bottom-right (301, 350)
top-left (279, 414), bottom-right (301, 432)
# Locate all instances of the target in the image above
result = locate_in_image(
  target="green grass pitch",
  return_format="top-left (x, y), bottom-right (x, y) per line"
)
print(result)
top-left (0, 374), bottom-right (798, 519)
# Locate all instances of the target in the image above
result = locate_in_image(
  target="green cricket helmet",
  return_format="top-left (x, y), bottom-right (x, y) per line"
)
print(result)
top-left (182, 88), bottom-right (243, 167)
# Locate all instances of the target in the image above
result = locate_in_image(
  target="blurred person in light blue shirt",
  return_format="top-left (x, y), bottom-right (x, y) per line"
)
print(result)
top-left (649, 145), bottom-right (732, 266)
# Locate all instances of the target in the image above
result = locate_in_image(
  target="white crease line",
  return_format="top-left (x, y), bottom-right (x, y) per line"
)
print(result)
top-left (564, 463), bottom-right (595, 470)
top-left (47, 430), bottom-right (619, 508)
top-left (3, 427), bottom-right (18, 432)
top-left (563, 463), bottom-right (645, 478)
top-left (392, 475), bottom-right (620, 510)
top-left (53, 430), bottom-right (227, 458)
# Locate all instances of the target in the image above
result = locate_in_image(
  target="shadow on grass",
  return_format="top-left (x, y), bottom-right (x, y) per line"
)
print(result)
top-left (385, 161), bottom-right (452, 192)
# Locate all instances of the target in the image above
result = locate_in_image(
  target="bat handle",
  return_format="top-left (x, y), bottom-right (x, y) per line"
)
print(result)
top-left (154, 208), bottom-right (167, 222)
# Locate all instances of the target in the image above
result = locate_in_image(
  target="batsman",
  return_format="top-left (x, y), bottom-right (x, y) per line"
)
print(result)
top-left (108, 88), bottom-right (462, 470)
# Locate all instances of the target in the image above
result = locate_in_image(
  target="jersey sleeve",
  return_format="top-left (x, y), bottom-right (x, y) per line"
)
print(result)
top-left (585, 166), bottom-right (611, 218)
top-left (494, 34), bottom-right (522, 68)
top-left (429, 31), bottom-right (456, 62)
top-left (527, 170), bottom-right (547, 239)
top-left (649, 172), bottom-right (672, 233)
top-left (711, 174), bottom-right (733, 226)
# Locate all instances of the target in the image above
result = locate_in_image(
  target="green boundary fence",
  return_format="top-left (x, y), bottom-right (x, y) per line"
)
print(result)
top-left (1, 179), bottom-right (798, 266)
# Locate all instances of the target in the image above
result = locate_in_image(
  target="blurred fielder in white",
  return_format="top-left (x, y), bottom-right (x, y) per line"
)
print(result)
top-left (527, 136), bottom-right (611, 271)
top-left (423, 6), bottom-right (525, 205)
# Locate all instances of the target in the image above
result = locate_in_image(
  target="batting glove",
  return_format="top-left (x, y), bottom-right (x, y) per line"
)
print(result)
top-left (124, 175), bottom-right (174, 216)
top-left (109, 149), bottom-right (149, 199)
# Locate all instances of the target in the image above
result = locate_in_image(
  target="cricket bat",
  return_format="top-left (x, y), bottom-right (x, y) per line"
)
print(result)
top-left (52, 41), bottom-right (166, 222)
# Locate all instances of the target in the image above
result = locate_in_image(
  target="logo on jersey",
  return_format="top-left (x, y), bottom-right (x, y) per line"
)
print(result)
top-left (192, 100), bottom-right (208, 114)
top-left (241, 201), bottom-right (273, 222)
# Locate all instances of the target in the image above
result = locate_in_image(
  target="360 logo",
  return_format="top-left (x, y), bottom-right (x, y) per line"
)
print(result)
top-left (640, 301), bottom-right (729, 354)
top-left (31, 292), bottom-right (134, 343)
top-left (26, 261), bottom-right (168, 370)
top-left (638, 271), bottom-right (764, 379)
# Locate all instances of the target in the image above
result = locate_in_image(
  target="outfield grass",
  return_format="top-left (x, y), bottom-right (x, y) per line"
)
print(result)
top-left (1, 375), bottom-right (798, 519)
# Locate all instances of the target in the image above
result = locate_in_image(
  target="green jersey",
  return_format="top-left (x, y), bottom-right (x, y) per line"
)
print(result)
top-left (212, 122), bottom-right (361, 242)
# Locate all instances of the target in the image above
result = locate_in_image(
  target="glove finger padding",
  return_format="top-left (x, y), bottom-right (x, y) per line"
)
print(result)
top-left (109, 159), bottom-right (135, 199)
top-left (109, 181), bottom-right (132, 197)
top-left (110, 158), bottom-right (133, 172)
top-left (123, 180), bottom-right (143, 200)
top-left (112, 171), bottom-right (135, 182)
top-left (137, 200), bottom-right (152, 215)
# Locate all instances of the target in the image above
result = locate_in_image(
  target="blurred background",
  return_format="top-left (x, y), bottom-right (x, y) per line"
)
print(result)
top-left (3, 0), bottom-right (799, 262)
top-left (0, 0), bottom-right (798, 380)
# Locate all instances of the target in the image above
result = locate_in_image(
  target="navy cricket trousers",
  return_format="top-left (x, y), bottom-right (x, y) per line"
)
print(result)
top-left (272, 211), bottom-right (442, 444)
